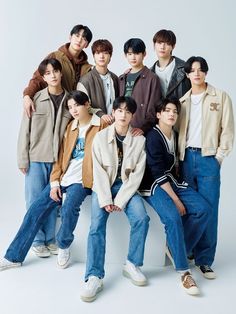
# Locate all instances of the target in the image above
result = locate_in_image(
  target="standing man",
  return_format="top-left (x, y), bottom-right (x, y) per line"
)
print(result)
top-left (151, 29), bottom-right (191, 99)
top-left (119, 38), bottom-right (161, 135)
top-left (77, 39), bottom-right (119, 125)
top-left (23, 24), bottom-right (93, 117)
top-left (81, 96), bottom-right (150, 302)
top-left (177, 56), bottom-right (234, 279)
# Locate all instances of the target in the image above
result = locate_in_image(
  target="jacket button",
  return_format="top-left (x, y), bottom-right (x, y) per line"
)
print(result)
top-left (140, 103), bottom-right (144, 107)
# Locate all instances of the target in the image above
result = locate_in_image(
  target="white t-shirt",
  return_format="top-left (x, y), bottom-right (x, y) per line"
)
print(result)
top-left (60, 123), bottom-right (90, 187)
top-left (186, 92), bottom-right (204, 148)
top-left (155, 58), bottom-right (176, 97)
top-left (100, 72), bottom-right (115, 114)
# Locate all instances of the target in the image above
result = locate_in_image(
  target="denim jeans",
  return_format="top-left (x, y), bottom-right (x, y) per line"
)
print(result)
top-left (180, 148), bottom-right (221, 266)
top-left (85, 180), bottom-right (150, 280)
top-left (145, 183), bottom-right (210, 271)
top-left (25, 162), bottom-right (57, 246)
top-left (5, 183), bottom-right (91, 263)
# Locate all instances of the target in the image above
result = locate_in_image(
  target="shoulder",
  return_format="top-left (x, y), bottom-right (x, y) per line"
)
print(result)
top-left (174, 56), bottom-right (186, 67)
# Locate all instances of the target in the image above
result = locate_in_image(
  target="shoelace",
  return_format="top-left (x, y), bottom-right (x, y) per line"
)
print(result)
top-left (202, 265), bottom-right (212, 272)
top-left (87, 277), bottom-right (100, 289)
top-left (184, 274), bottom-right (196, 287)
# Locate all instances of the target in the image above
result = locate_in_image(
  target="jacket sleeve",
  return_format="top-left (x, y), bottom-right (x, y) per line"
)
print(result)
top-left (23, 52), bottom-right (56, 98)
top-left (114, 138), bottom-right (146, 209)
top-left (50, 128), bottom-right (67, 187)
top-left (216, 92), bottom-right (235, 161)
top-left (142, 76), bottom-right (161, 134)
top-left (17, 112), bottom-right (31, 169)
top-left (146, 132), bottom-right (170, 186)
top-left (92, 134), bottom-right (113, 207)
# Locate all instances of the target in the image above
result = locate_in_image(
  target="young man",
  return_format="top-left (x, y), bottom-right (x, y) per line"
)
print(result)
top-left (151, 29), bottom-right (191, 99)
top-left (139, 98), bottom-right (211, 295)
top-left (177, 56), bottom-right (234, 278)
top-left (77, 39), bottom-right (119, 124)
top-left (119, 38), bottom-right (161, 135)
top-left (18, 58), bottom-right (72, 257)
top-left (0, 91), bottom-right (106, 270)
top-left (81, 96), bottom-right (150, 302)
top-left (23, 24), bottom-right (93, 117)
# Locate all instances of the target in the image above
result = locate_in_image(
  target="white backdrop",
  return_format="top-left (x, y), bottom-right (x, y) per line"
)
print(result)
top-left (0, 0), bottom-right (235, 266)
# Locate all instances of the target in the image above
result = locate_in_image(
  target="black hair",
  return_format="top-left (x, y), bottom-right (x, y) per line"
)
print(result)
top-left (184, 56), bottom-right (209, 74)
top-left (38, 58), bottom-right (62, 76)
top-left (70, 24), bottom-right (93, 43)
top-left (155, 97), bottom-right (181, 115)
top-left (124, 38), bottom-right (146, 54)
top-left (113, 96), bottom-right (137, 114)
top-left (153, 29), bottom-right (176, 46)
top-left (66, 90), bottom-right (89, 109)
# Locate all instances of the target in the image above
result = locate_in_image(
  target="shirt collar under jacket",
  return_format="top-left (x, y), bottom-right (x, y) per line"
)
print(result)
top-left (181, 83), bottom-right (216, 102)
top-left (107, 123), bottom-right (133, 146)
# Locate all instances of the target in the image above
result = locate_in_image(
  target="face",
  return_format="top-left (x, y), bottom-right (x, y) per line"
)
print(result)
top-left (69, 30), bottom-right (88, 52)
top-left (67, 99), bottom-right (90, 120)
top-left (157, 103), bottom-right (178, 127)
top-left (187, 61), bottom-right (207, 86)
top-left (93, 51), bottom-right (111, 67)
top-left (43, 64), bottom-right (62, 87)
top-left (125, 49), bottom-right (145, 68)
top-left (154, 41), bottom-right (174, 59)
top-left (112, 103), bottom-right (133, 128)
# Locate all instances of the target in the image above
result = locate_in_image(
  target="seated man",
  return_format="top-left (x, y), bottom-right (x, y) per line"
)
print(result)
top-left (0, 91), bottom-right (106, 270)
top-left (81, 96), bottom-right (150, 302)
top-left (139, 97), bottom-right (210, 296)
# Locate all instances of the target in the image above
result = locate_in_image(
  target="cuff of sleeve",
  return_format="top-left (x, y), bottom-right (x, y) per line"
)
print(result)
top-left (50, 181), bottom-right (60, 188)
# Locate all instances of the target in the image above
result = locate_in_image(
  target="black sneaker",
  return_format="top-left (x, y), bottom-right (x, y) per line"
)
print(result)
top-left (196, 265), bottom-right (216, 279)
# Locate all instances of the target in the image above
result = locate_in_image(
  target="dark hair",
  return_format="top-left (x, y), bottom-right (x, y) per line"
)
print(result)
top-left (91, 39), bottom-right (113, 56)
top-left (113, 96), bottom-right (137, 114)
top-left (155, 97), bottom-right (181, 115)
top-left (38, 58), bottom-right (62, 76)
top-left (184, 56), bottom-right (209, 74)
top-left (70, 24), bottom-right (93, 43)
top-left (153, 29), bottom-right (176, 46)
top-left (66, 90), bottom-right (89, 109)
top-left (124, 38), bottom-right (146, 54)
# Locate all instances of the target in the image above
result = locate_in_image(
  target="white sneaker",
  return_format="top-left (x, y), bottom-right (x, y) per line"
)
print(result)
top-left (80, 276), bottom-right (103, 302)
top-left (123, 260), bottom-right (147, 286)
top-left (0, 257), bottom-right (21, 271)
top-left (47, 243), bottom-right (59, 255)
top-left (57, 248), bottom-right (70, 269)
top-left (31, 245), bottom-right (50, 258)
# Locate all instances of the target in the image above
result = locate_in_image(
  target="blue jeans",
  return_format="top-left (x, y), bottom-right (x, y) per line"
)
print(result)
top-left (25, 162), bottom-right (57, 246)
top-left (5, 183), bottom-right (91, 263)
top-left (145, 183), bottom-right (210, 271)
top-left (85, 180), bottom-right (150, 280)
top-left (180, 148), bottom-right (221, 266)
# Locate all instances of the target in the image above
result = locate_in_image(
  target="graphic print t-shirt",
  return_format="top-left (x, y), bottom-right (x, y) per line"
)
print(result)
top-left (124, 70), bottom-right (141, 97)
top-left (60, 123), bottom-right (90, 187)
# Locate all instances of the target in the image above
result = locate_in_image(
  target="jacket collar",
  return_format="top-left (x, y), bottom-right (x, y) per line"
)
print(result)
top-left (107, 123), bottom-right (133, 145)
top-left (180, 83), bottom-right (215, 101)
top-left (119, 65), bottom-right (148, 81)
top-left (70, 114), bottom-right (101, 131)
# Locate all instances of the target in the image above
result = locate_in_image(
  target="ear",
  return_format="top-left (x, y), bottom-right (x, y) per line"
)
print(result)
top-left (156, 112), bottom-right (161, 120)
top-left (143, 51), bottom-right (147, 58)
top-left (84, 42), bottom-right (89, 48)
top-left (112, 109), bottom-right (115, 117)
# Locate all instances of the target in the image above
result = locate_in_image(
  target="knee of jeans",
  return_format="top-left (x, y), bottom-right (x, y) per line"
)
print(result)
top-left (131, 213), bottom-right (150, 227)
top-left (165, 214), bottom-right (182, 229)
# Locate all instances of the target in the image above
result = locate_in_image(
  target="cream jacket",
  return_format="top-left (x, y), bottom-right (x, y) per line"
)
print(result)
top-left (178, 84), bottom-right (234, 161)
top-left (92, 124), bottom-right (146, 209)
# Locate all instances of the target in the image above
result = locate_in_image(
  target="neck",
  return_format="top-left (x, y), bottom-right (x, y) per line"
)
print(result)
top-left (68, 45), bottom-right (81, 58)
top-left (191, 82), bottom-right (207, 95)
top-left (158, 56), bottom-right (172, 68)
top-left (95, 65), bottom-right (108, 75)
top-left (48, 85), bottom-right (63, 95)
top-left (130, 64), bottom-right (144, 73)
top-left (78, 114), bottom-right (92, 127)
top-left (158, 122), bottom-right (172, 139)
top-left (115, 124), bottom-right (129, 136)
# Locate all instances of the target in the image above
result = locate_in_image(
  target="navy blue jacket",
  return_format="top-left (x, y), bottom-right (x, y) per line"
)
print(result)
top-left (139, 126), bottom-right (187, 196)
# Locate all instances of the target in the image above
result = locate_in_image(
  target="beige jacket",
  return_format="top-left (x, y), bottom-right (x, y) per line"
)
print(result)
top-left (178, 84), bottom-right (234, 161)
top-left (92, 124), bottom-right (146, 209)
top-left (17, 88), bottom-right (71, 168)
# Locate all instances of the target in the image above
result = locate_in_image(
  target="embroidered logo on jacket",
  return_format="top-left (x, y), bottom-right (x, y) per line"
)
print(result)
top-left (210, 103), bottom-right (220, 111)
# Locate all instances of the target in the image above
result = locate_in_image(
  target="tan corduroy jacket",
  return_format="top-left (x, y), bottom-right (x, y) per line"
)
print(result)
top-left (50, 114), bottom-right (107, 188)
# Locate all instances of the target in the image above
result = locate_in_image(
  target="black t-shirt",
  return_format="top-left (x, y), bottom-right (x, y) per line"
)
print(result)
top-left (49, 91), bottom-right (65, 128)
top-left (124, 70), bottom-right (141, 96)
top-left (115, 133), bottom-right (126, 179)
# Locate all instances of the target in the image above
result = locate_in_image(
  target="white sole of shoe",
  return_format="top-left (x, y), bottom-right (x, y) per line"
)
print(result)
top-left (0, 263), bottom-right (21, 271)
top-left (80, 285), bottom-right (103, 302)
top-left (122, 270), bottom-right (147, 286)
top-left (196, 266), bottom-right (216, 279)
top-left (31, 248), bottom-right (50, 258)
top-left (182, 284), bottom-right (200, 296)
